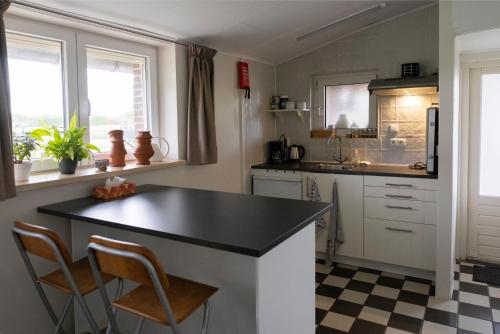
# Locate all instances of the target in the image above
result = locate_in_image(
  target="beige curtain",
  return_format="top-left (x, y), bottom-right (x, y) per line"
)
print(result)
top-left (0, 0), bottom-right (15, 201)
top-left (187, 44), bottom-right (218, 165)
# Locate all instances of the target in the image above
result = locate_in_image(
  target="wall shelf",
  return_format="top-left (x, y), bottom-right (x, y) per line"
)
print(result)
top-left (267, 109), bottom-right (310, 122)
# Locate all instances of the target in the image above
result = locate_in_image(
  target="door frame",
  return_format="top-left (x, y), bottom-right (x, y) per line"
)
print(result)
top-left (457, 53), bottom-right (500, 260)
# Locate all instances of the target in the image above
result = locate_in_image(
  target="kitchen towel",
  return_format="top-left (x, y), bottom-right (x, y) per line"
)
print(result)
top-left (306, 177), bottom-right (327, 232)
top-left (329, 180), bottom-right (344, 260)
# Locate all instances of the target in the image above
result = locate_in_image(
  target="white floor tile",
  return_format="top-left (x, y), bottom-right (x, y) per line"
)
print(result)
top-left (338, 289), bottom-right (369, 305)
top-left (385, 327), bottom-right (413, 334)
top-left (358, 306), bottom-right (391, 325)
top-left (321, 312), bottom-right (355, 332)
top-left (402, 281), bottom-right (430, 295)
top-left (458, 315), bottom-right (493, 334)
top-left (316, 295), bottom-right (335, 311)
top-left (372, 285), bottom-right (400, 299)
top-left (421, 321), bottom-right (457, 334)
top-left (323, 275), bottom-right (350, 288)
top-left (489, 286), bottom-right (500, 298)
top-left (381, 271), bottom-right (405, 279)
top-left (459, 291), bottom-right (490, 307)
top-left (493, 309), bottom-right (500, 323)
top-left (316, 262), bottom-right (332, 274)
top-left (353, 271), bottom-right (379, 284)
top-left (426, 296), bottom-right (458, 313)
top-left (336, 263), bottom-right (359, 271)
top-left (460, 273), bottom-right (487, 285)
top-left (393, 301), bottom-right (426, 319)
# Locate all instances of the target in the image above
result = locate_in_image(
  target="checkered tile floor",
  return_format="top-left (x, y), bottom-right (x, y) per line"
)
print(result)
top-left (315, 260), bottom-right (500, 334)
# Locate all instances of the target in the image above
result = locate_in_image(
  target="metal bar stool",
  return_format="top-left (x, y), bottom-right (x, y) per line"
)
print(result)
top-left (87, 235), bottom-right (218, 334)
top-left (12, 221), bottom-right (118, 334)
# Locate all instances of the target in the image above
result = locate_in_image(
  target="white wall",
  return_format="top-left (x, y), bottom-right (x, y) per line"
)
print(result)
top-left (0, 51), bottom-right (275, 334)
top-left (274, 5), bottom-right (438, 165)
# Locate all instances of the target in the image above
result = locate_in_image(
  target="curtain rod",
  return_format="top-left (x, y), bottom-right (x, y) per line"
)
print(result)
top-left (10, 0), bottom-right (189, 46)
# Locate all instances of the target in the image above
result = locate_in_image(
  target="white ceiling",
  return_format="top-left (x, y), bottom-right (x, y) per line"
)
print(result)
top-left (25, 0), bottom-right (436, 64)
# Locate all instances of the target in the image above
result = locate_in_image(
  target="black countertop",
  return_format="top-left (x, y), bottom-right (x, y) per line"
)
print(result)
top-left (252, 162), bottom-right (438, 179)
top-left (38, 184), bottom-right (331, 257)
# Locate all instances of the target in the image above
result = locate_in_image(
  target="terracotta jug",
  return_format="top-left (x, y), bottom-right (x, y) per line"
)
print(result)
top-left (108, 130), bottom-right (127, 167)
top-left (133, 131), bottom-right (154, 165)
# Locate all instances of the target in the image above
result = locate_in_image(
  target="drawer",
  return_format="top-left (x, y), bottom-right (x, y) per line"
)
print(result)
top-left (364, 186), bottom-right (437, 202)
top-left (252, 177), bottom-right (303, 200)
top-left (364, 219), bottom-right (425, 269)
top-left (364, 197), bottom-right (437, 225)
top-left (364, 176), bottom-right (438, 191)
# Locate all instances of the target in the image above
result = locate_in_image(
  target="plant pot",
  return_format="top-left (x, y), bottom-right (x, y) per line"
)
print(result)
top-left (59, 158), bottom-right (78, 175)
top-left (14, 161), bottom-right (32, 182)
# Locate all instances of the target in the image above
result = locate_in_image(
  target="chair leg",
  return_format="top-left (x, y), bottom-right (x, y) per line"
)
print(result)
top-left (53, 296), bottom-right (73, 334)
top-left (201, 302), bottom-right (210, 334)
top-left (134, 317), bottom-right (145, 334)
top-left (13, 233), bottom-right (67, 334)
top-left (74, 291), bottom-right (101, 334)
top-left (105, 278), bottom-right (124, 334)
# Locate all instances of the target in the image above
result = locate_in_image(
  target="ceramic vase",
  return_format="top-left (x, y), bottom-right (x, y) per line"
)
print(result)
top-left (133, 131), bottom-right (154, 165)
top-left (108, 130), bottom-right (127, 167)
top-left (14, 161), bottom-right (32, 182)
top-left (59, 158), bottom-right (78, 175)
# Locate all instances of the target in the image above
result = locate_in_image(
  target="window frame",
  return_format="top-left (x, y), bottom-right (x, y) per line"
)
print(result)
top-left (314, 71), bottom-right (377, 130)
top-left (4, 15), bottom-right (159, 171)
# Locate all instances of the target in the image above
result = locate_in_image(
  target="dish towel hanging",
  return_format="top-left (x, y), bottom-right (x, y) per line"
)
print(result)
top-left (306, 177), bottom-right (327, 232)
top-left (328, 180), bottom-right (344, 260)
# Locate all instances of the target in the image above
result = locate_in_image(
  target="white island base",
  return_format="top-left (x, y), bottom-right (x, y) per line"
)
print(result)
top-left (70, 220), bottom-right (316, 334)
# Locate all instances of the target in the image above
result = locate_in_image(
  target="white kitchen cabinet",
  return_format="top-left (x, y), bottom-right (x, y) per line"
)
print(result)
top-left (303, 173), bottom-right (364, 259)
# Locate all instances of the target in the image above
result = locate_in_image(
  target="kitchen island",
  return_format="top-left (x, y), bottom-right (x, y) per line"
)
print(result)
top-left (38, 184), bottom-right (330, 334)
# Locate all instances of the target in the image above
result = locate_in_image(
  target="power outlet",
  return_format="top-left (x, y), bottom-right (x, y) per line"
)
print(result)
top-left (390, 138), bottom-right (407, 147)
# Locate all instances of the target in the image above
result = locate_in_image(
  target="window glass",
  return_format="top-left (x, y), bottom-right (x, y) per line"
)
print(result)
top-left (87, 47), bottom-right (148, 152)
top-left (479, 73), bottom-right (500, 196)
top-left (7, 33), bottom-right (65, 135)
top-left (325, 83), bottom-right (369, 128)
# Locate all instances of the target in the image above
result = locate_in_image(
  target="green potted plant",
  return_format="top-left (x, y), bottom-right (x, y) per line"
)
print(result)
top-left (12, 132), bottom-right (38, 182)
top-left (32, 114), bottom-right (100, 175)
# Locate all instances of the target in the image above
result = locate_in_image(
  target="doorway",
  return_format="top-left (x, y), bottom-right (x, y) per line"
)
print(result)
top-left (465, 64), bottom-right (500, 263)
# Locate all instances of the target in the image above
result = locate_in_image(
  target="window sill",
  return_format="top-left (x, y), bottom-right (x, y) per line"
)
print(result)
top-left (15, 159), bottom-right (186, 193)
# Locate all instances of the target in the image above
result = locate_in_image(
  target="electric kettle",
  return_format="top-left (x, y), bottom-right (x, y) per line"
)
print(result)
top-left (289, 145), bottom-right (305, 161)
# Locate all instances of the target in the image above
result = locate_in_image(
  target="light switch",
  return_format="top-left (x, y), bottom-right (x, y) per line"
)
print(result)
top-left (389, 123), bottom-right (399, 132)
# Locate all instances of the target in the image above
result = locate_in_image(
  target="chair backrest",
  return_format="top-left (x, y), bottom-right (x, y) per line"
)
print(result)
top-left (88, 235), bottom-right (169, 290)
top-left (13, 221), bottom-right (72, 265)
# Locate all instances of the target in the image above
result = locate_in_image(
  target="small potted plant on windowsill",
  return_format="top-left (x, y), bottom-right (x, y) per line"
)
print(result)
top-left (12, 132), bottom-right (38, 182)
top-left (32, 114), bottom-right (100, 175)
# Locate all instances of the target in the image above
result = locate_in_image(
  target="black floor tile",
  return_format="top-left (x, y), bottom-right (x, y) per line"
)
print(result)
top-left (460, 264), bottom-right (474, 274)
top-left (330, 299), bottom-right (363, 317)
top-left (345, 279), bottom-right (375, 294)
top-left (457, 329), bottom-right (481, 334)
top-left (458, 302), bottom-right (493, 321)
top-left (330, 266), bottom-right (356, 279)
top-left (455, 271), bottom-right (460, 280)
top-left (387, 313), bottom-right (422, 333)
top-left (491, 297), bottom-right (500, 310)
top-left (453, 289), bottom-right (459, 301)
top-left (358, 267), bottom-right (382, 275)
top-left (405, 275), bottom-right (432, 285)
top-left (377, 275), bottom-right (405, 289)
top-left (316, 325), bottom-right (347, 333)
top-left (316, 308), bottom-right (327, 324)
top-left (349, 319), bottom-right (386, 334)
top-left (398, 290), bottom-right (429, 306)
top-left (317, 284), bottom-right (344, 299)
top-left (460, 281), bottom-right (490, 296)
top-left (316, 272), bottom-right (328, 283)
top-left (364, 294), bottom-right (396, 312)
top-left (424, 307), bottom-right (458, 327)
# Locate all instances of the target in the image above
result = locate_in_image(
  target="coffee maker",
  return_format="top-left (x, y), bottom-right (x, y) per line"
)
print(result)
top-left (268, 136), bottom-right (289, 163)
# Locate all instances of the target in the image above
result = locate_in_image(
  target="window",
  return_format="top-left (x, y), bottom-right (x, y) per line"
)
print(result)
top-left (5, 17), bottom-right (158, 170)
top-left (87, 48), bottom-right (149, 152)
top-left (7, 33), bottom-right (65, 134)
top-left (325, 83), bottom-right (369, 128)
top-left (314, 72), bottom-right (377, 130)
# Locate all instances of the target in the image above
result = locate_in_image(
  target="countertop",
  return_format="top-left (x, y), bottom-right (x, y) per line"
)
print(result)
top-left (37, 184), bottom-right (331, 257)
top-left (251, 162), bottom-right (438, 179)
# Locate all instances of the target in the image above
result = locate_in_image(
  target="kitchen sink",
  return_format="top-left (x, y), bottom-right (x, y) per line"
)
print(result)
top-left (312, 163), bottom-right (354, 171)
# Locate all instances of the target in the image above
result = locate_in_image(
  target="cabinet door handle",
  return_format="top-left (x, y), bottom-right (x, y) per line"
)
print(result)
top-left (385, 226), bottom-right (413, 233)
top-left (385, 205), bottom-right (414, 210)
top-left (385, 183), bottom-right (414, 188)
top-left (385, 194), bottom-right (414, 199)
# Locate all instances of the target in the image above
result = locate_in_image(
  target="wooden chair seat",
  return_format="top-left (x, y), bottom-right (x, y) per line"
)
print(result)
top-left (112, 274), bottom-right (218, 325)
top-left (39, 257), bottom-right (114, 296)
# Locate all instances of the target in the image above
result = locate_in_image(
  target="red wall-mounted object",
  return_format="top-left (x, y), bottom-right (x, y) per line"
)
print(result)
top-left (238, 61), bottom-right (250, 89)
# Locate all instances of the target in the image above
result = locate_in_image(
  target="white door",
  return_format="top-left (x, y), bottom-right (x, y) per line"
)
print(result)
top-left (467, 66), bottom-right (500, 263)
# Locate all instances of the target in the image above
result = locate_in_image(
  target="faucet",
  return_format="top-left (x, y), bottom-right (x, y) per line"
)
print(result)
top-left (327, 133), bottom-right (349, 164)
